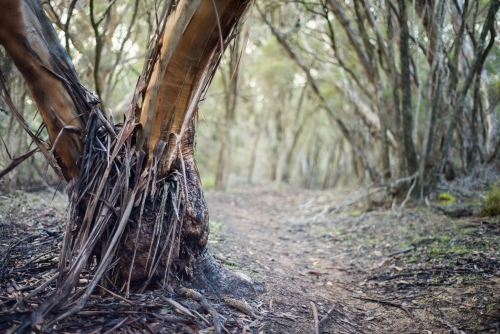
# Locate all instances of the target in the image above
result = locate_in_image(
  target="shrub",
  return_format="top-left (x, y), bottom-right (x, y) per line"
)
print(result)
top-left (479, 183), bottom-right (500, 217)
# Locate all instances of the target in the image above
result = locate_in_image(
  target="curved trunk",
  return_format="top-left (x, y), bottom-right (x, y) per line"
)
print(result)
top-left (0, 0), bottom-right (92, 180)
top-left (0, 0), bottom-right (253, 329)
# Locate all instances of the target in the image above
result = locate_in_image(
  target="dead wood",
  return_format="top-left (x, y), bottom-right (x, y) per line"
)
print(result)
top-left (178, 287), bottom-right (223, 334)
top-left (310, 301), bottom-right (319, 334)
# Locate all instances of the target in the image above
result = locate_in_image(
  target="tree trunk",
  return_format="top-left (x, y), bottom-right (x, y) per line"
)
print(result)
top-left (276, 84), bottom-right (307, 184)
top-left (0, 0), bottom-right (92, 180)
top-left (398, 0), bottom-right (419, 176)
top-left (0, 0), bottom-right (254, 329)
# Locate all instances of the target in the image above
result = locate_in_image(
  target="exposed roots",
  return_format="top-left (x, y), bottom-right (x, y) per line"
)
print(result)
top-left (10, 106), bottom-right (258, 332)
top-left (187, 249), bottom-right (265, 297)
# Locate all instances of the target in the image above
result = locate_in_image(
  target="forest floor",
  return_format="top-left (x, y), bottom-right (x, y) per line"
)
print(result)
top-left (205, 185), bottom-right (500, 333)
top-left (0, 184), bottom-right (499, 333)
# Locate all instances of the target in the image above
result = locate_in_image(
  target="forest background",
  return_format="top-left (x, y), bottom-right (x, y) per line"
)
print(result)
top-left (0, 0), bottom-right (499, 198)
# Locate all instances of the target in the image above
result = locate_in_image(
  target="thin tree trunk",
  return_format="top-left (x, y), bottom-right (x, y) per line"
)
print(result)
top-left (261, 8), bottom-right (381, 183)
top-left (327, 0), bottom-right (376, 85)
top-left (387, 4), bottom-right (406, 177)
top-left (398, 0), bottom-right (419, 176)
top-left (322, 142), bottom-right (337, 189)
top-left (276, 84), bottom-right (307, 184)
top-left (439, 0), bottom-right (499, 172)
top-left (418, 0), bottom-right (446, 197)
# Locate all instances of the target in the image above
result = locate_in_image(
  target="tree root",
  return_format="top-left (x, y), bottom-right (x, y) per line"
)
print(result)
top-left (186, 249), bottom-right (265, 297)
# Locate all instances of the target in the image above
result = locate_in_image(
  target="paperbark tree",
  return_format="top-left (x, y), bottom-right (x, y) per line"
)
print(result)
top-left (0, 0), bottom-right (253, 330)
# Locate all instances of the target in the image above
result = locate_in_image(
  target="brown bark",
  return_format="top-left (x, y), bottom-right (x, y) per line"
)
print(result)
top-left (1, 0), bottom-right (254, 330)
top-left (398, 0), bottom-right (419, 176)
top-left (414, 0), bottom-right (438, 64)
top-left (137, 0), bottom-right (250, 173)
top-left (0, 0), bottom-right (93, 180)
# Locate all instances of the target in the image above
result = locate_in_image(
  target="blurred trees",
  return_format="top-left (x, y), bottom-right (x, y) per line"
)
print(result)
top-left (1, 0), bottom-right (499, 198)
top-left (200, 0), bottom-right (500, 198)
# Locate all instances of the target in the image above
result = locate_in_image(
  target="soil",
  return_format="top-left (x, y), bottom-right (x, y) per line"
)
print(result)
top-left (205, 185), bottom-right (500, 333)
top-left (1, 184), bottom-right (499, 333)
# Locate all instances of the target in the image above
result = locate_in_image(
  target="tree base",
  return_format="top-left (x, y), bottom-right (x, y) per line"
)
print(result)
top-left (182, 249), bottom-right (265, 297)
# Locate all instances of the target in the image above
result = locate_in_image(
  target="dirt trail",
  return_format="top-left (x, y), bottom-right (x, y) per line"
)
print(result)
top-left (205, 186), bottom-right (500, 333)
top-left (0, 185), bottom-right (498, 333)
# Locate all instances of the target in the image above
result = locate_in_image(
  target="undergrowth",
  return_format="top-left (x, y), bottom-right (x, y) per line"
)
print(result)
top-left (479, 183), bottom-right (500, 217)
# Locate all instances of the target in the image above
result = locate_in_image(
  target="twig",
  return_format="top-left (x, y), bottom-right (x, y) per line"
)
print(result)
top-left (97, 285), bottom-right (136, 306)
top-left (354, 297), bottom-right (414, 318)
top-left (178, 288), bottom-right (227, 334)
top-left (222, 296), bottom-right (262, 320)
top-left (318, 305), bottom-right (336, 331)
top-left (310, 301), bottom-right (319, 334)
top-left (151, 313), bottom-right (193, 324)
top-left (398, 172), bottom-right (418, 217)
top-left (386, 247), bottom-right (414, 257)
top-left (102, 316), bottom-right (137, 334)
top-left (21, 273), bottom-right (59, 303)
top-left (160, 296), bottom-right (195, 318)
top-left (191, 309), bottom-right (211, 326)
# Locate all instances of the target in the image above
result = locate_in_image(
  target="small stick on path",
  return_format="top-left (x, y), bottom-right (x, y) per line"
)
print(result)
top-left (98, 285), bottom-right (136, 306)
top-left (310, 301), bottom-right (319, 334)
top-left (318, 305), bottom-right (336, 331)
top-left (160, 295), bottom-right (194, 318)
top-left (386, 247), bottom-right (414, 257)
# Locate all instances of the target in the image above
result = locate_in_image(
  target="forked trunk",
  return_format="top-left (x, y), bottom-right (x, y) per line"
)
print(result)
top-left (0, 0), bottom-right (254, 330)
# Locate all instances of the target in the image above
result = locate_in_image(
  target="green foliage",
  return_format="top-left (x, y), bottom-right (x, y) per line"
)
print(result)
top-left (479, 184), bottom-right (500, 217)
top-left (3, 0), bottom-right (500, 193)
top-left (209, 220), bottom-right (226, 239)
top-left (438, 192), bottom-right (456, 205)
top-left (489, 77), bottom-right (500, 104)
top-left (201, 174), bottom-right (215, 189)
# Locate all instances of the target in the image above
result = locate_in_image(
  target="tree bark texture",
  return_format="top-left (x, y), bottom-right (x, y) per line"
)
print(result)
top-left (0, 0), bottom-right (253, 329)
top-left (0, 0), bottom-right (93, 180)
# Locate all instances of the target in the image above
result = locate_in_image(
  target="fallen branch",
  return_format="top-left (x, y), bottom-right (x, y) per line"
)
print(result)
top-left (178, 287), bottom-right (226, 334)
top-left (354, 297), bottom-right (414, 318)
top-left (160, 296), bottom-right (195, 318)
top-left (310, 301), bottom-right (319, 334)
top-left (222, 296), bottom-right (262, 320)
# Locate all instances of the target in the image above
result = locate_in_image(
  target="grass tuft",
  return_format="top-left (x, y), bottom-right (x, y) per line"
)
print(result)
top-left (479, 183), bottom-right (500, 217)
top-left (438, 192), bottom-right (456, 205)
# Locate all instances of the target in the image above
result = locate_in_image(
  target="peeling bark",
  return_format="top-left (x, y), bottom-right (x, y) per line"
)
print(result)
top-left (0, 0), bottom-right (254, 329)
top-left (0, 0), bottom-right (93, 179)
